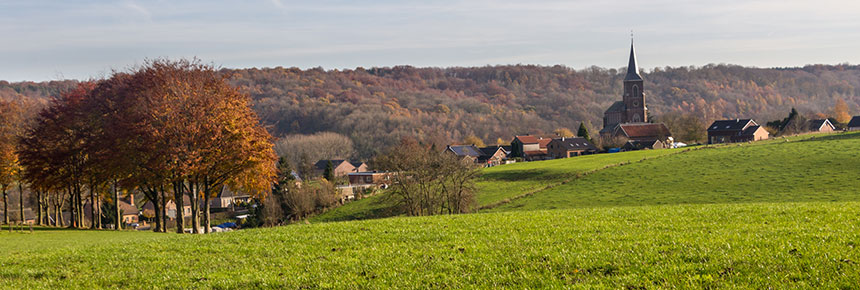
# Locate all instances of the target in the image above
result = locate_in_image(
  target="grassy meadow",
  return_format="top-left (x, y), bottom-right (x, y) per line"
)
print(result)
top-left (2, 202), bottom-right (860, 288)
top-left (313, 147), bottom-right (684, 222)
top-left (4, 132), bottom-right (859, 288)
top-left (493, 132), bottom-right (860, 212)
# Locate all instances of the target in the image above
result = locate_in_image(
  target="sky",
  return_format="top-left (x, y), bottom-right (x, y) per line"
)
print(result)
top-left (2, 0), bottom-right (859, 81)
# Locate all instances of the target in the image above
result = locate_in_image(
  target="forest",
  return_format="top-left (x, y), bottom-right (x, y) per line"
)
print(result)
top-left (3, 63), bottom-right (859, 159)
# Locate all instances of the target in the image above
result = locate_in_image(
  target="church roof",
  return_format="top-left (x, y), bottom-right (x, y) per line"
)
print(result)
top-left (605, 101), bottom-right (626, 113)
top-left (624, 41), bottom-right (643, 82)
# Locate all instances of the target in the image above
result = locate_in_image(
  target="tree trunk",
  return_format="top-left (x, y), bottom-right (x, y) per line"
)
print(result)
top-left (18, 182), bottom-right (24, 224)
top-left (203, 185), bottom-right (211, 234)
top-left (159, 187), bottom-right (168, 233)
top-left (190, 180), bottom-right (200, 234)
top-left (114, 182), bottom-right (121, 230)
top-left (96, 195), bottom-right (102, 229)
top-left (36, 190), bottom-right (42, 226)
top-left (151, 188), bottom-right (161, 233)
top-left (89, 185), bottom-right (96, 229)
top-left (174, 181), bottom-right (184, 234)
top-left (77, 185), bottom-right (85, 228)
top-left (67, 188), bottom-right (75, 228)
top-left (2, 186), bottom-right (8, 225)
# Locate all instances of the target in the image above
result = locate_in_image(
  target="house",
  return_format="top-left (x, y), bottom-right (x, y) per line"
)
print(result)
top-left (209, 187), bottom-right (251, 210)
top-left (476, 146), bottom-right (509, 166)
top-left (142, 195), bottom-right (192, 220)
top-left (707, 119), bottom-right (769, 144)
top-left (314, 160), bottom-right (367, 177)
top-left (510, 135), bottom-right (552, 161)
top-left (89, 195), bottom-right (139, 225)
top-left (348, 171), bottom-right (393, 186)
top-left (446, 145), bottom-right (509, 166)
top-left (807, 119), bottom-right (836, 133)
top-left (446, 145), bottom-right (483, 161)
top-left (622, 139), bottom-right (665, 151)
top-left (547, 137), bottom-right (598, 158)
top-left (848, 116), bottom-right (860, 131)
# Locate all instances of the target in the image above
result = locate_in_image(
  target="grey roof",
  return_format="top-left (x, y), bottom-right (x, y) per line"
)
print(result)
top-left (624, 42), bottom-right (643, 82)
top-left (446, 145), bottom-right (482, 157)
top-left (550, 137), bottom-right (598, 151)
top-left (605, 101), bottom-right (626, 113)
top-left (707, 119), bottom-right (755, 132)
top-left (350, 161), bottom-right (366, 168)
top-left (478, 146), bottom-right (504, 156)
top-left (741, 125), bottom-right (762, 136)
top-left (847, 116), bottom-right (860, 128)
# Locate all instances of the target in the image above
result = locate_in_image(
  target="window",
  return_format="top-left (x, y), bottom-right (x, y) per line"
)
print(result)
top-left (633, 113), bottom-right (641, 122)
top-left (632, 85), bottom-right (639, 97)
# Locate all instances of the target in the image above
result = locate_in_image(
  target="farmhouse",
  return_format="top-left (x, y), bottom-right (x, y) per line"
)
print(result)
top-left (707, 119), bottom-right (769, 144)
top-left (848, 116), bottom-right (860, 131)
top-left (314, 160), bottom-right (367, 177)
top-left (807, 119), bottom-right (836, 132)
top-left (546, 137), bottom-right (598, 158)
top-left (510, 135), bottom-right (551, 161)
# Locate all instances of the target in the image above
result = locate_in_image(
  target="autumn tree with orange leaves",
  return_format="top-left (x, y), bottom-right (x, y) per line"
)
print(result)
top-left (87, 59), bottom-right (277, 233)
top-left (17, 59), bottom-right (276, 233)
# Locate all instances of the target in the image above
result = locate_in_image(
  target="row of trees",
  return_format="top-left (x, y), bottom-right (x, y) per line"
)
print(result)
top-left (5, 59), bottom-right (276, 233)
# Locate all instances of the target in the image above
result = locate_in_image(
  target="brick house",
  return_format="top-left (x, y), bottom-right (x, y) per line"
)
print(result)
top-left (446, 145), bottom-right (509, 166)
top-left (707, 119), bottom-right (769, 144)
top-left (477, 146), bottom-right (508, 166)
top-left (546, 137), bottom-right (598, 158)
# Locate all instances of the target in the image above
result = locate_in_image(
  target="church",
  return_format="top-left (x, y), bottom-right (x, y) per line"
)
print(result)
top-left (599, 41), bottom-right (672, 147)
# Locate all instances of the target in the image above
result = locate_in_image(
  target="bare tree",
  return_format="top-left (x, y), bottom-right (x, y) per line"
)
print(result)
top-left (274, 132), bottom-right (356, 166)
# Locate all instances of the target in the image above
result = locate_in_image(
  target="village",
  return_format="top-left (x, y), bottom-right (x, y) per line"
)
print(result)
top-left (3, 42), bottom-right (859, 232)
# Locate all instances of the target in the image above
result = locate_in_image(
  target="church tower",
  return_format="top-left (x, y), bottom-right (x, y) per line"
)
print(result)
top-left (622, 40), bottom-right (646, 123)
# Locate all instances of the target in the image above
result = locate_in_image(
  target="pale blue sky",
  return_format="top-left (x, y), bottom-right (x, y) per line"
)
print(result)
top-left (2, 0), bottom-right (859, 81)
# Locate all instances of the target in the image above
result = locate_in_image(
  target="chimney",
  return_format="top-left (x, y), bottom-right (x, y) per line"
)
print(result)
top-left (129, 193), bottom-right (135, 206)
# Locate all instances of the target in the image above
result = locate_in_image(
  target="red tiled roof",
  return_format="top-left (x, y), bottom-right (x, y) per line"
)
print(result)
top-left (514, 135), bottom-right (539, 144)
top-left (537, 138), bottom-right (552, 148)
top-left (619, 123), bottom-right (671, 139)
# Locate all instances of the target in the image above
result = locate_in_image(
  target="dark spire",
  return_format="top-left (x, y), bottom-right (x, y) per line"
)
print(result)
top-left (624, 39), bottom-right (643, 81)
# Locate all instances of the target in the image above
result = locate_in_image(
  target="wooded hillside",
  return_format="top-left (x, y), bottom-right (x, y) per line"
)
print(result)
top-left (4, 64), bottom-right (859, 158)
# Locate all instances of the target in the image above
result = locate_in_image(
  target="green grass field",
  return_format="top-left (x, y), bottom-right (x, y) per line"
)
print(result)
top-left (313, 147), bottom-right (684, 222)
top-left (493, 132), bottom-right (860, 212)
top-left (2, 202), bottom-right (859, 289)
top-left (4, 132), bottom-right (859, 288)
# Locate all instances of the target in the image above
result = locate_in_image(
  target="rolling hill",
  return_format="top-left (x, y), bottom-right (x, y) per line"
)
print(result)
top-left (2, 129), bottom-right (859, 288)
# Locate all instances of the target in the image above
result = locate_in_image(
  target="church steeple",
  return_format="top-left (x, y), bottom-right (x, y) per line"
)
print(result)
top-left (624, 40), bottom-right (643, 81)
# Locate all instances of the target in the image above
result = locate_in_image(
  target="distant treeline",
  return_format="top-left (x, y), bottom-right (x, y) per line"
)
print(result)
top-left (4, 63), bottom-right (859, 158)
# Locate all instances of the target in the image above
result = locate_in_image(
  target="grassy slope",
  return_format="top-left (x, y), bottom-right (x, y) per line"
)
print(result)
top-left (2, 202), bottom-right (860, 289)
top-left (313, 148), bottom-right (682, 222)
top-left (492, 132), bottom-right (860, 212)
